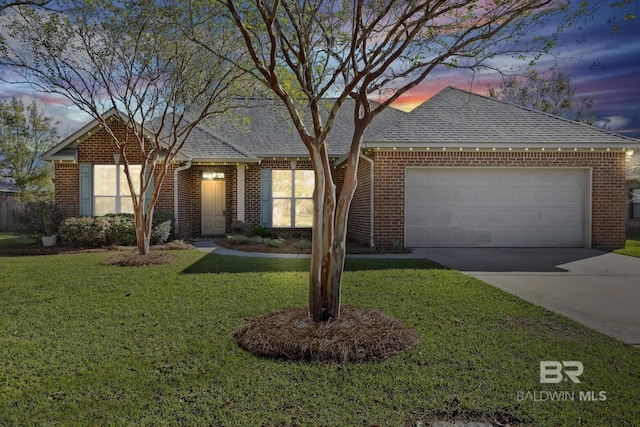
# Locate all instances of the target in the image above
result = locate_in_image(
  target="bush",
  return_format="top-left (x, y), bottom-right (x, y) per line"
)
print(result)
top-left (250, 225), bottom-right (271, 238)
top-left (151, 211), bottom-right (174, 245)
top-left (14, 201), bottom-right (64, 237)
top-left (58, 212), bottom-right (174, 247)
top-left (227, 235), bottom-right (252, 245)
top-left (264, 238), bottom-right (285, 248)
top-left (58, 216), bottom-right (106, 247)
top-left (294, 239), bottom-right (313, 250)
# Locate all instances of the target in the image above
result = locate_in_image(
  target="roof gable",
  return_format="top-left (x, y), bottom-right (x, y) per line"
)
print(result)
top-left (366, 86), bottom-right (640, 147)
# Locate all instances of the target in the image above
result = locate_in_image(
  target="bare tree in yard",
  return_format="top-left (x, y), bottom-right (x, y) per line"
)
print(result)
top-left (194, 0), bottom-right (584, 322)
top-left (487, 69), bottom-right (602, 126)
top-left (1, 0), bottom-right (249, 254)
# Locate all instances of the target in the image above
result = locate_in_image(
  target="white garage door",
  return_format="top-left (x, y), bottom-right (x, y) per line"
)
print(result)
top-left (405, 168), bottom-right (589, 247)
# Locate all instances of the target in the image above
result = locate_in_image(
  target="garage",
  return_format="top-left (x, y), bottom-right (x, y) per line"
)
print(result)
top-left (405, 168), bottom-right (590, 247)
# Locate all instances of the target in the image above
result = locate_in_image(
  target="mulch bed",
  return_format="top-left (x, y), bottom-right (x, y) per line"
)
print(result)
top-left (234, 306), bottom-right (420, 363)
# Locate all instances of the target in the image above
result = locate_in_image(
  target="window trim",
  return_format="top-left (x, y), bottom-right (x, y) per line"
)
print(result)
top-left (631, 188), bottom-right (640, 220)
top-left (265, 168), bottom-right (314, 228)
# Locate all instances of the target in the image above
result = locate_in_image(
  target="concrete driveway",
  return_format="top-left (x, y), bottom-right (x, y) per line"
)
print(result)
top-left (414, 248), bottom-right (640, 347)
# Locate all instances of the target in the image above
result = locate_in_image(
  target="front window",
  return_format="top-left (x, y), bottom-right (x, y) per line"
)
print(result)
top-left (272, 169), bottom-right (314, 227)
top-left (631, 188), bottom-right (640, 219)
top-left (93, 165), bottom-right (141, 215)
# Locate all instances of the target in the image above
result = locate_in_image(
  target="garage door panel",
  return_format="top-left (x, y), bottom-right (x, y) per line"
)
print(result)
top-left (405, 168), bottom-right (587, 247)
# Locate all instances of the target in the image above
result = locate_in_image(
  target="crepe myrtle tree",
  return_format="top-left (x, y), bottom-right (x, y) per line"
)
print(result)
top-left (2, 0), bottom-right (250, 254)
top-left (189, 0), bottom-right (588, 322)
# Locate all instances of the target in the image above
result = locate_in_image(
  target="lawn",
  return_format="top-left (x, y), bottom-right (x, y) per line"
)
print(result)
top-left (0, 232), bottom-right (35, 247)
top-left (1, 250), bottom-right (639, 426)
top-left (613, 237), bottom-right (640, 258)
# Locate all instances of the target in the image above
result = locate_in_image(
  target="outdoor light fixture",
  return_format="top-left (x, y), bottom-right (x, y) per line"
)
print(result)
top-left (113, 153), bottom-right (120, 165)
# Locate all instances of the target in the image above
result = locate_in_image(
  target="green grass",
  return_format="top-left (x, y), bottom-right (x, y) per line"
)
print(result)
top-left (614, 237), bottom-right (640, 258)
top-left (0, 232), bottom-right (35, 247)
top-left (1, 250), bottom-right (639, 426)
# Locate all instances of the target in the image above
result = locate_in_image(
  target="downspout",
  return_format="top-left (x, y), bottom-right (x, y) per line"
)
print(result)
top-left (358, 152), bottom-right (375, 249)
top-left (173, 158), bottom-right (192, 235)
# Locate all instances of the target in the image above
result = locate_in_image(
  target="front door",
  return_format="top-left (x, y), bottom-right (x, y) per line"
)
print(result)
top-left (201, 178), bottom-right (225, 235)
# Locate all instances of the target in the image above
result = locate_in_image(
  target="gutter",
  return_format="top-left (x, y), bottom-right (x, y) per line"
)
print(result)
top-left (358, 152), bottom-right (375, 249)
top-left (173, 158), bottom-right (193, 235)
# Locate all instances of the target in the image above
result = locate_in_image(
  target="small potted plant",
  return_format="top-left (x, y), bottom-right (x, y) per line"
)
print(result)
top-left (40, 203), bottom-right (58, 247)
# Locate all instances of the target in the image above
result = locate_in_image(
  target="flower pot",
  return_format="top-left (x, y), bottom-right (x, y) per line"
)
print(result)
top-left (41, 235), bottom-right (57, 247)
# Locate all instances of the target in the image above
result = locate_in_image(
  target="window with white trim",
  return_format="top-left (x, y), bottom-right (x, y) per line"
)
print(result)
top-left (93, 165), bottom-right (142, 215)
top-left (631, 188), bottom-right (640, 219)
top-left (271, 169), bottom-right (314, 227)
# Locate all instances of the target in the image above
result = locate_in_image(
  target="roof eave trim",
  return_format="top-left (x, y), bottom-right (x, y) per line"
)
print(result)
top-left (189, 157), bottom-right (261, 164)
top-left (362, 141), bottom-right (640, 149)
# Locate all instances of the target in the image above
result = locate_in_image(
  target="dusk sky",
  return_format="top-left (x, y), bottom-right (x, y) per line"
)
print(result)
top-left (0, 2), bottom-right (638, 139)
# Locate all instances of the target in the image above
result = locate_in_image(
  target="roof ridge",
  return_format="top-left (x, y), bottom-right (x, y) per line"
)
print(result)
top-left (442, 86), bottom-right (639, 143)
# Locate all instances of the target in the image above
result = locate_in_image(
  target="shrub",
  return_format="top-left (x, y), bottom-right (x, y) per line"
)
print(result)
top-left (14, 201), bottom-right (64, 237)
top-left (250, 225), bottom-right (271, 238)
top-left (227, 235), bottom-right (252, 245)
top-left (58, 212), bottom-right (174, 247)
top-left (264, 238), bottom-right (285, 248)
top-left (102, 214), bottom-right (136, 246)
top-left (294, 239), bottom-right (313, 250)
top-left (58, 216), bottom-right (106, 247)
top-left (151, 211), bottom-right (174, 245)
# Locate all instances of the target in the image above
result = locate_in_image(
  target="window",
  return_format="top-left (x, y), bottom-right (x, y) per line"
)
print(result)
top-left (93, 165), bottom-right (142, 215)
top-left (271, 169), bottom-right (314, 227)
top-left (631, 188), bottom-right (640, 219)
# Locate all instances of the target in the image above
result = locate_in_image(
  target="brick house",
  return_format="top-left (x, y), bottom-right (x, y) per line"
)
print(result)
top-left (44, 87), bottom-right (639, 249)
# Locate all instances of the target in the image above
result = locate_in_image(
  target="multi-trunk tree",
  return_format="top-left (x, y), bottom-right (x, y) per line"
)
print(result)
top-left (1, 0), bottom-right (250, 254)
top-left (191, 0), bottom-right (584, 321)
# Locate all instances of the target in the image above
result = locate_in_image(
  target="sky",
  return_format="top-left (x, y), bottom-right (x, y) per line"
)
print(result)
top-left (391, 4), bottom-right (640, 138)
top-left (0, 2), bottom-right (639, 139)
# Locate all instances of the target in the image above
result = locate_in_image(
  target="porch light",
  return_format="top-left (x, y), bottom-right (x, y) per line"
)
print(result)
top-left (626, 149), bottom-right (634, 160)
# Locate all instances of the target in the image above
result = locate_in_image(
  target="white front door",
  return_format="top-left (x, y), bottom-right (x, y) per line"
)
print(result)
top-left (202, 179), bottom-right (225, 235)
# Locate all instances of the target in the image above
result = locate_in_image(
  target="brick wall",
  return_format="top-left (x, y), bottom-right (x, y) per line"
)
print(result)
top-left (365, 150), bottom-right (627, 249)
top-left (54, 163), bottom-right (80, 218)
top-left (54, 120), bottom-right (176, 219)
top-left (346, 157), bottom-right (371, 245)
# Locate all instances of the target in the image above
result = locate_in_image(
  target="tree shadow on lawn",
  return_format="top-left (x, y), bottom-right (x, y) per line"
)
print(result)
top-left (182, 252), bottom-right (446, 274)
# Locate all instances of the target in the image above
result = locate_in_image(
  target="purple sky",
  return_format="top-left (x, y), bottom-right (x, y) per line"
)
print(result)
top-left (1, 3), bottom-right (638, 139)
top-left (393, 5), bottom-right (640, 137)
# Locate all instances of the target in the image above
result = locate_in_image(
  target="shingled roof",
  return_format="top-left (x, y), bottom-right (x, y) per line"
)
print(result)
top-left (205, 98), bottom-right (406, 157)
top-left (0, 177), bottom-right (20, 194)
top-left (46, 87), bottom-right (638, 163)
top-left (365, 86), bottom-right (639, 147)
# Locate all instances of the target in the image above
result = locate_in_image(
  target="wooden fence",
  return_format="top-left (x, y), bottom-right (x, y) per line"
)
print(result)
top-left (0, 196), bottom-right (25, 232)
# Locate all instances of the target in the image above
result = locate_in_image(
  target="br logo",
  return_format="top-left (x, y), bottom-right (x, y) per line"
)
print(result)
top-left (540, 361), bottom-right (583, 384)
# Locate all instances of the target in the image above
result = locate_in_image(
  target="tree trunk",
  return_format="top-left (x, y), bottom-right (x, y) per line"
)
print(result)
top-left (134, 200), bottom-right (152, 255)
top-left (307, 122), bottom-right (365, 321)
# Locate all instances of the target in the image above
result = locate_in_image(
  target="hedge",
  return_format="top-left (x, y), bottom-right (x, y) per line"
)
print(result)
top-left (58, 212), bottom-right (174, 247)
